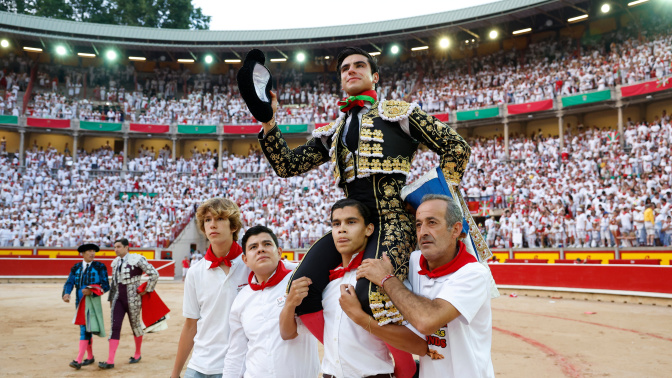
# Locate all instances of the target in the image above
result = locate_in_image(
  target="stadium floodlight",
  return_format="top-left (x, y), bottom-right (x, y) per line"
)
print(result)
top-left (55, 45), bottom-right (67, 56)
top-left (23, 46), bottom-right (43, 52)
top-left (489, 30), bottom-right (498, 39)
top-left (78, 52), bottom-right (95, 58)
top-left (270, 58), bottom-right (287, 62)
top-left (391, 45), bottom-right (400, 54)
top-left (297, 52), bottom-right (306, 63)
top-left (204, 55), bottom-right (214, 64)
top-left (105, 50), bottom-right (117, 61)
top-left (601, 3), bottom-right (611, 13)
top-left (177, 58), bottom-right (195, 63)
top-left (627, 0), bottom-right (648, 6)
top-left (512, 28), bottom-right (532, 35)
top-left (225, 59), bottom-right (241, 63)
top-left (411, 46), bottom-right (428, 51)
top-left (439, 38), bottom-right (450, 49)
top-left (568, 14), bottom-right (588, 23)
top-left (128, 56), bottom-right (146, 61)
top-left (0, 39), bottom-right (9, 48)
top-left (369, 51), bottom-right (381, 56)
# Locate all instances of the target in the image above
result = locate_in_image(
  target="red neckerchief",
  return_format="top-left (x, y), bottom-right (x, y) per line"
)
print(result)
top-left (329, 252), bottom-right (364, 281)
top-left (248, 261), bottom-right (292, 291)
top-left (418, 241), bottom-right (477, 279)
top-left (337, 90), bottom-right (378, 113)
top-left (204, 242), bottom-right (243, 269)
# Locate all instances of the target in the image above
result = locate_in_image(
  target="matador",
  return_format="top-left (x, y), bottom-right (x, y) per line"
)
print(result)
top-left (242, 47), bottom-right (490, 331)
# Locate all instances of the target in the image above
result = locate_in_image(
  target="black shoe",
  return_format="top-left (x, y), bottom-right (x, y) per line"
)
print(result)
top-left (98, 362), bottom-right (114, 369)
top-left (69, 360), bottom-right (82, 370)
top-left (82, 357), bottom-right (95, 366)
top-left (129, 356), bottom-right (141, 364)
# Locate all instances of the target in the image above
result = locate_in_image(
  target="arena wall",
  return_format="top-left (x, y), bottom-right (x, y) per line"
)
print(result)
top-left (502, 36), bottom-right (529, 51)
top-left (584, 108), bottom-right (637, 129)
top-left (0, 257), bottom-right (175, 279)
top-left (589, 18), bottom-right (617, 36)
top-left (229, 139), bottom-right (257, 156)
top-left (129, 137), bottom-right (172, 158)
top-left (490, 264), bottom-right (672, 297)
top-left (24, 132), bottom-right (73, 153)
top-left (646, 99), bottom-right (672, 121)
top-left (180, 139), bottom-right (219, 158)
top-left (81, 136), bottom-right (121, 153)
top-left (490, 248), bottom-right (672, 265)
top-left (562, 115), bottom-right (579, 133)
top-left (473, 123), bottom-right (518, 139)
top-left (0, 129), bottom-right (19, 152)
top-left (528, 118), bottom-right (559, 138)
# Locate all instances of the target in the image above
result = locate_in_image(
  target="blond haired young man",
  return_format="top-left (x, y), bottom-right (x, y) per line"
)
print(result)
top-left (171, 198), bottom-right (250, 378)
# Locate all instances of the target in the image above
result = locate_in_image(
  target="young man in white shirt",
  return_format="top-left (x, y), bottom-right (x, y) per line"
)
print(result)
top-left (279, 198), bottom-right (427, 378)
top-left (223, 225), bottom-right (319, 378)
top-left (170, 198), bottom-right (250, 378)
top-left (357, 194), bottom-right (495, 378)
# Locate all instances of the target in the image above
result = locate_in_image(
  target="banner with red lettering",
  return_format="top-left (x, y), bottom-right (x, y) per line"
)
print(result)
top-left (26, 117), bottom-right (71, 128)
top-left (621, 77), bottom-right (672, 97)
top-left (129, 123), bottom-right (170, 133)
top-left (507, 99), bottom-right (554, 115)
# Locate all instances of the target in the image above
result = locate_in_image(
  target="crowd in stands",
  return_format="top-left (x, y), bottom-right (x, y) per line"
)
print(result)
top-left (1, 13), bottom-right (671, 250)
top-left (0, 13), bottom-right (669, 125)
top-left (1, 104), bottom-right (671, 250)
top-left (461, 115), bottom-right (672, 249)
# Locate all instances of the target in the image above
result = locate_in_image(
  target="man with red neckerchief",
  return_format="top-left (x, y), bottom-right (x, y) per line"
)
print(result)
top-left (357, 194), bottom-right (494, 378)
top-left (170, 198), bottom-right (251, 378)
top-left (223, 225), bottom-right (318, 378)
top-left (280, 199), bottom-right (427, 378)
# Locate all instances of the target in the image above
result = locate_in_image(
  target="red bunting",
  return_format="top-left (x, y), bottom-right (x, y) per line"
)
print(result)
top-left (507, 99), bottom-right (554, 115)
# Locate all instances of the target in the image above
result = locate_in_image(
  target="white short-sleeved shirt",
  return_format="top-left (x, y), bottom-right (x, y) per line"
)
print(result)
top-left (321, 263), bottom-right (394, 377)
top-left (222, 262), bottom-right (319, 378)
top-left (183, 254), bottom-right (250, 375)
top-left (406, 251), bottom-right (494, 378)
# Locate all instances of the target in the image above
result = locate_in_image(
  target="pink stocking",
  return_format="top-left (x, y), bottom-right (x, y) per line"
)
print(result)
top-left (76, 340), bottom-right (88, 363)
top-left (107, 339), bottom-right (120, 364)
top-left (133, 336), bottom-right (143, 359)
top-left (86, 339), bottom-right (93, 359)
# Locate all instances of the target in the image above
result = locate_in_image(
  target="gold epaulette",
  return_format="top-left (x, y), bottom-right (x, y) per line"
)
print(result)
top-left (378, 100), bottom-right (417, 122)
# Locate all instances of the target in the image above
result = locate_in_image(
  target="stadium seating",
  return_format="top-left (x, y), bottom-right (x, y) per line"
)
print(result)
top-left (1, 9), bottom-right (671, 252)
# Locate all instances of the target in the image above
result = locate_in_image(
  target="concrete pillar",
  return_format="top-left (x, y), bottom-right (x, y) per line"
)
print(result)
top-left (19, 129), bottom-right (25, 166)
top-left (123, 135), bottom-right (128, 171)
top-left (503, 119), bottom-right (509, 159)
top-left (72, 132), bottom-right (79, 163)
top-left (218, 136), bottom-right (224, 173)
top-left (617, 100), bottom-right (625, 150)
top-left (557, 110), bottom-right (564, 150)
top-left (171, 136), bottom-right (177, 162)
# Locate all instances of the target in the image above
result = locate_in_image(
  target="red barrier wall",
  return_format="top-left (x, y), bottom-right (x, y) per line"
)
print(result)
top-left (489, 264), bottom-right (672, 294)
top-left (0, 258), bottom-right (174, 278)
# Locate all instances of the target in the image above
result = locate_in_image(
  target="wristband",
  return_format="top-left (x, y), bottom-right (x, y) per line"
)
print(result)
top-left (380, 274), bottom-right (395, 288)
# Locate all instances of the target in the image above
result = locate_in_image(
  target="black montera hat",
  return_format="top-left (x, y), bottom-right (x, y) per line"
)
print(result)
top-left (78, 243), bottom-right (100, 253)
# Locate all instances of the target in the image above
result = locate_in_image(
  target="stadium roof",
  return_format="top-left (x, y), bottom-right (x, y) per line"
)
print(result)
top-left (0, 0), bottom-right (587, 53)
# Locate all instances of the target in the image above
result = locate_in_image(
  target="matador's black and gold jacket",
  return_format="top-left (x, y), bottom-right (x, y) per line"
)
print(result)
top-left (260, 100), bottom-right (470, 187)
top-left (259, 100), bottom-right (472, 324)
